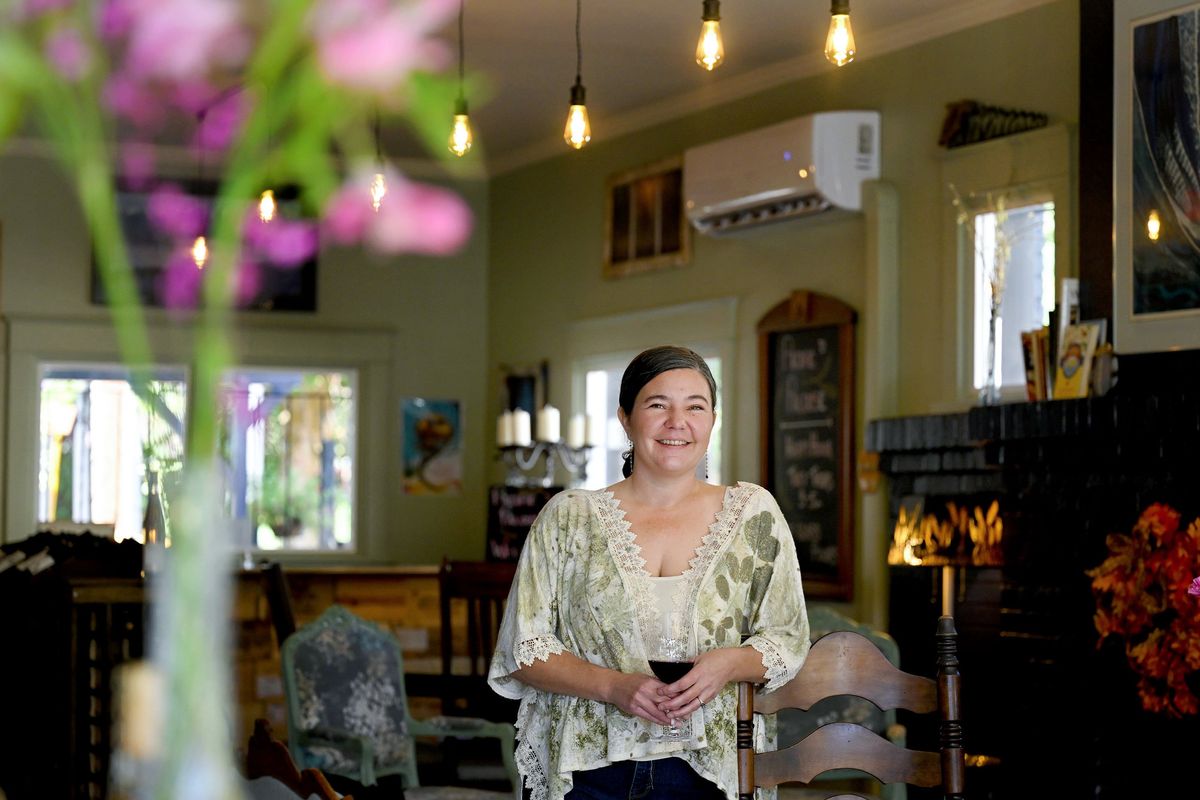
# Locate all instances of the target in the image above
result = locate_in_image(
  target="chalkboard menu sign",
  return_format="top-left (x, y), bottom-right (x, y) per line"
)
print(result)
top-left (486, 485), bottom-right (561, 562)
top-left (758, 291), bottom-right (856, 600)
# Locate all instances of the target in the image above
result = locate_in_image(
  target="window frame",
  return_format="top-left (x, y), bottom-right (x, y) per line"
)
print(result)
top-left (940, 125), bottom-right (1073, 405)
top-left (5, 318), bottom-right (390, 562)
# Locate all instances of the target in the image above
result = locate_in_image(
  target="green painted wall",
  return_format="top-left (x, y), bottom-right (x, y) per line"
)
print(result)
top-left (0, 153), bottom-right (491, 564)
top-left (487, 1), bottom-right (1079, 615)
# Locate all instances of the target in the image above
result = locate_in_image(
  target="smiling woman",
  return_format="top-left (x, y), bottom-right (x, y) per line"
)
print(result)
top-left (489, 345), bottom-right (811, 800)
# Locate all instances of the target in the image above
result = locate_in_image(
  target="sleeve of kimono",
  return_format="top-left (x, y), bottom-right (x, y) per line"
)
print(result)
top-left (740, 488), bottom-right (811, 692)
top-left (487, 493), bottom-right (572, 700)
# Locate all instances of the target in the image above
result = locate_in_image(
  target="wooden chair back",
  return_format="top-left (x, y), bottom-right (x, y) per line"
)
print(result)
top-left (737, 616), bottom-right (965, 799)
top-left (262, 562), bottom-right (297, 649)
top-left (438, 559), bottom-right (516, 716)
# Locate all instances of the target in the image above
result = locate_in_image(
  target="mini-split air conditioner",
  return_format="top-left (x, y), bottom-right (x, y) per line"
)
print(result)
top-left (683, 110), bottom-right (881, 235)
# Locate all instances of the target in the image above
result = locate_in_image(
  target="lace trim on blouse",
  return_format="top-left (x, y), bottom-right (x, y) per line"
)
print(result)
top-left (514, 706), bottom-right (552, 800)
top-left (746, 634), bottom-right (790, 689)
top-left (514, 634), bottom-right (565, 668)
top-left (593, 491), bottom-right (661, 654)
top-left (678, 482), bottom-right (759, 639)
top-left (593, 482), bottom-right (760, 654)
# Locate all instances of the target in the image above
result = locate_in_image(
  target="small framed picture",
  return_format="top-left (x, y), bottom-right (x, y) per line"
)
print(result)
top-left (603, 156), bottom-right (690, 279)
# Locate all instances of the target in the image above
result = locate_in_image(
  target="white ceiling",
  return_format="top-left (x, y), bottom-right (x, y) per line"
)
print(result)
top-left (436, 0), bottom-right (1058, 174)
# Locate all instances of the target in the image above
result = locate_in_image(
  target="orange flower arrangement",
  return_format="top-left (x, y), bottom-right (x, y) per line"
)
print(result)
top-left (1089, 503), bottom-right (1200, 717)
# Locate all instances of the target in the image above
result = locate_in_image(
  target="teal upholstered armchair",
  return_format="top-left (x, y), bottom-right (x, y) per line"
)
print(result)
top-left (281, 605), bottom-right (518, 795)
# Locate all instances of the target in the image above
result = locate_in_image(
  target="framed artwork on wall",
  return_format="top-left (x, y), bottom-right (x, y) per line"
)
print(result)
top-left (757, 290), bottom-right (856, 601)
top-left (602, 156), bottom-right (690, 279)
top-left (90, 180), bottom-right (317, 312)
top-left (1114, 0), bottom-right (1200, 353)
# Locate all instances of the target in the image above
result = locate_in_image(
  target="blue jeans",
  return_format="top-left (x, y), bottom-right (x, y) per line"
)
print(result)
top-left (565, 758), bottom-right (726, 800)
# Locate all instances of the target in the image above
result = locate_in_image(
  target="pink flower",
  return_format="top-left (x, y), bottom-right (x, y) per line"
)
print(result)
top-left (191, 90), bottom-right (246, 156)
top-left (97, 0), bottom-right (134, 41)
top-left (322, 168), bottom-right (472, 255)
top-left (311, 0), bottom-right (455, 92)
top-left (1189, 576), bottom-right (1200, 597)
top-left (158, 247), bottom-right (203, 309)
top-left (147, 184), bottom-right (208, 239)
top-left (104, 72), bottom-right (165, 130)
top-left (233, 259), bottom-right (263, 306)
top-left (371, 180), bottom-right (472, 255)
top-left (244, 211), bottom-right (319, 268)
top-left (123, 0), bottom-right (249, 82)
top-left (45, 25), bottom-right (91, 81)
top-left (158, 248), bottom-right (262, 310)
top-left (119, 142), bottom-right (157, 190)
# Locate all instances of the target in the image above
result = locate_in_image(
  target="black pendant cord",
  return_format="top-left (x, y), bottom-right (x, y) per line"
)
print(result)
top-left (575, 0), bottom-right (582, 86)
top-left (457, 0), bottom-right (466, 105)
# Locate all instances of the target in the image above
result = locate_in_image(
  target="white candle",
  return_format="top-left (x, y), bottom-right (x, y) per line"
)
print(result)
top-left (511, 409), bottom-right (532, 446)
top-left (566, 414), bottom-right (586, 449)
top-left (496, 410), bottom-right (514, 447)
top-left (537, 404), bottom-right (560, 443)
top-left (585, 414), bottom-right (604, 447)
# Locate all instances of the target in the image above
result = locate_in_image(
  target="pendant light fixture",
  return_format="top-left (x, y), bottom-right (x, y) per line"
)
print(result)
top-left (371, 111), bottom-right (387, 211)
top-left (563, 0), bottom-right (591, 150)
top-left (824, 0), bottom-right (856, 67)
top-left (448, 0), bottom-right (473, 157)
top-left (695, 0), bottom-right (724, 71)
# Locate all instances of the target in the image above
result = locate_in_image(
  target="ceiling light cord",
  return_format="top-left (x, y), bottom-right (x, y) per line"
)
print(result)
top-left (575, 0), bottom-right (582, 85)
top-left (457, 0), bottom-right (466, 104)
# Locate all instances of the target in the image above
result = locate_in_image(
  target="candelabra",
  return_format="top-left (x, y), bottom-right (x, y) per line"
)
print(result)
top-left (499, 441), bottom-right (592, 488)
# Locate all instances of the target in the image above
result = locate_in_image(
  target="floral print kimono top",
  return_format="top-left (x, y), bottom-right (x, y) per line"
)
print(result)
top-left (488, 481), bottom-right (810, 800)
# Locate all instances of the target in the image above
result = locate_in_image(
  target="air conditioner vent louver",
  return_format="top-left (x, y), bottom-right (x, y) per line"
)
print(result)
top-left (683, 111), bottom-right (880, 235)
top-left (693, 194), bottom-right (833, 236)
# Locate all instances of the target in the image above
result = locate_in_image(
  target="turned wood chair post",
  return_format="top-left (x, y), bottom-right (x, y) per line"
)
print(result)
top-left (936, 615), bottom-right (965, 800)
top-left (737, 681), bottom-right (755, 800)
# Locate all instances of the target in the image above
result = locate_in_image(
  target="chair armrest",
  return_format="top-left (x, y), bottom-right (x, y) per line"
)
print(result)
top-left (409, 716), bottom-right (519, 792)
top-left (294, 726), bottom-right (377, 786)
top-left (409, 715), bottom-right (511, 740)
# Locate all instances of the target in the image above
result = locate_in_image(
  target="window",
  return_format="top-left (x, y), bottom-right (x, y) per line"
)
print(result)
top-left (580, 354), bottom-right (723, 489)
top-left (970, 201), bottom-right (1056, 394)
top-left (941, 124), bottom-right (1072, 403)
top-left (36, 363), bottom-right (357, 552)
top-left (38, 364), bottom-right (187, 541)
top-left (220, 369), bottom-right (356, 552)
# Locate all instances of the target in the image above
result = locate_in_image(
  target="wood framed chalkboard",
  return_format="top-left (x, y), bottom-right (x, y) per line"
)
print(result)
top-left (758, 291), bottom-right (856, 601)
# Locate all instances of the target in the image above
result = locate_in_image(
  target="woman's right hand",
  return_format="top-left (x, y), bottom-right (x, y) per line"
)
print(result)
top-left (605, 671), bottom-right (675, 726)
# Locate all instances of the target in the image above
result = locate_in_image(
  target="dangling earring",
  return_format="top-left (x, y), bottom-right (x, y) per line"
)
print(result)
top-left (704, 453), bottom-right (709, 481)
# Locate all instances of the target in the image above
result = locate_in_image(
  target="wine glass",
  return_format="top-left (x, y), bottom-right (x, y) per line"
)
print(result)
top-left (648, 636), bottom-right (692, 739)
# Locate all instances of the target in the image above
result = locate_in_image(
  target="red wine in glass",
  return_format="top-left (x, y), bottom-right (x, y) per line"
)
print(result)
top-left (648, 660), bottom-right (692, 684)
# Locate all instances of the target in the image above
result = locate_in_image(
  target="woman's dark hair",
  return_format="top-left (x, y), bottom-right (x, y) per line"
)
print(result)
top-left (619, 345), bottom-right (717, 478)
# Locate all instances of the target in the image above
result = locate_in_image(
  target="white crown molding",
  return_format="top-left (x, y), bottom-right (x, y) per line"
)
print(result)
top-left (3, 136), bottom-right (489, 182)
top-left (490, 0), bottom-right (1059, 176)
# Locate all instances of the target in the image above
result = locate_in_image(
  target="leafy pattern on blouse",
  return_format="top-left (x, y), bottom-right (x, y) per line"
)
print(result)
top-left (488, 482), bottom-right (810, 800)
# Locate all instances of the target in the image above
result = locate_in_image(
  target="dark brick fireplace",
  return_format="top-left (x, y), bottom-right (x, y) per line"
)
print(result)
top-left (867, 355), bottom-right (1200, 798)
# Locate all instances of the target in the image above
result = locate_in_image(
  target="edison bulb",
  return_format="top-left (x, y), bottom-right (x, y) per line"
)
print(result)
top-left (448, 113), bottom-right (473, 157)
top-left (1147, 209), bottom-right (1162, 241)
top-left (696, 20), bottom-right (724, 70)
top-left (824, 13), bottom-right (856, 67)
top-left (258, 189), bottom-right (276, 222)
top-left (370, 172), bottom-right (387, 211)
top-left (564, 104), bottom-right (591, 149)
top-left (191, 235), bottom-right (208, 269)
